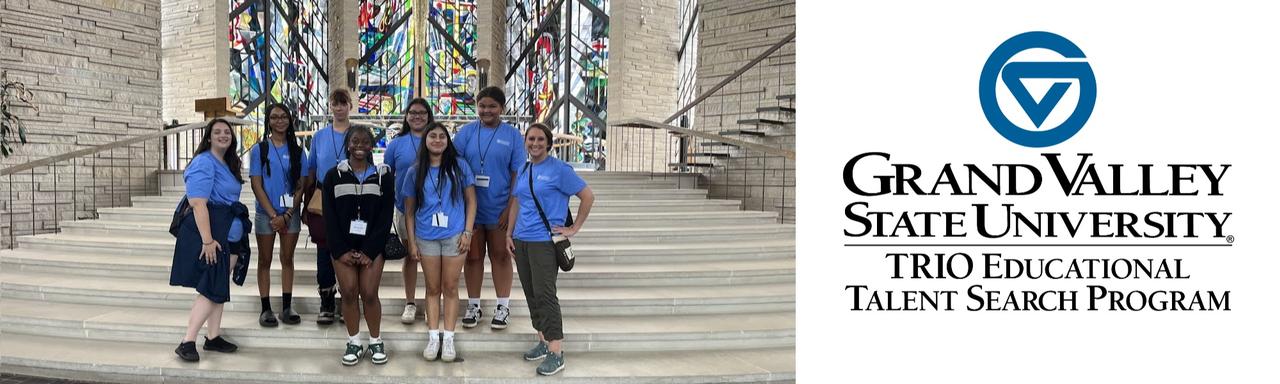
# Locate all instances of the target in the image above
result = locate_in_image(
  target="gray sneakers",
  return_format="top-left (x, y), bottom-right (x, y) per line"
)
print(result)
top-left (537, 351), bottom-right (565, 376)
top-left (523, 341), bottom-right (549, 361)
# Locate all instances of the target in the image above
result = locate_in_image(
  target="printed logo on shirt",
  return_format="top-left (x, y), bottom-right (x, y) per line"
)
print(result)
top-left (496, 139), bottom-right (511, 146)
top-left (537, 175), bottom-right (554, 182)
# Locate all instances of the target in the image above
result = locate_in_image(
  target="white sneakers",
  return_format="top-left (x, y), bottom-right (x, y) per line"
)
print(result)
top-left (400, 303), bottom-right (417, 324)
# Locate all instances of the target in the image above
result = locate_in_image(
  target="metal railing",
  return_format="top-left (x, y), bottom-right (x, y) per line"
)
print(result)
top-left (0, 119), bottom-right (252, 249)
top-left (606, 31), bottom-right (795, 223)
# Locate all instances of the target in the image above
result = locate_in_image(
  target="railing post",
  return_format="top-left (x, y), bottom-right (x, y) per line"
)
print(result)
top-left (30, 168), bottom-right (36, 237)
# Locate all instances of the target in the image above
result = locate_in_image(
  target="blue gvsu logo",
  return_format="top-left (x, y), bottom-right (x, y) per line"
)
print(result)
top-left (979, 32), bottom-right (1096, 148)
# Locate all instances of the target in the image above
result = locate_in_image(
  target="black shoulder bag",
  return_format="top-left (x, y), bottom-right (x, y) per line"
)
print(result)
top-left (526, 162), bottom-right (575, 272)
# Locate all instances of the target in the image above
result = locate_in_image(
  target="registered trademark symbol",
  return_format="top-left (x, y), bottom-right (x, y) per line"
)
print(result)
top-left (1226, 235), bottom-right (1235, 244)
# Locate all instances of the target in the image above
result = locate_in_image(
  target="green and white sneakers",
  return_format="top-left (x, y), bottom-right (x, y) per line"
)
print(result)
top-left (341, 343), bottom-right (363, 366)
top-left (368, 342), bottom-right (388, 364)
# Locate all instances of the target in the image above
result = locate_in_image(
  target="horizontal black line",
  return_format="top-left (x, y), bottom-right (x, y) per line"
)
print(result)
top-left (844, 244), bottom-right (1232, 247)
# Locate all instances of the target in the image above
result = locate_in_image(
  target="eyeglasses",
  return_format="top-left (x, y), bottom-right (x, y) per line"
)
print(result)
top-left (407, 111), bottom-right (430, 116)
top-left (268, 115), bottom-right (290, 120)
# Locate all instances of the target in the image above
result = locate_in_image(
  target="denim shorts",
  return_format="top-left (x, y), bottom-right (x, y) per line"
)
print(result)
top-left (415, 234), bottom-right (463, 257)
top-left (254, 212), bottom-right (301, 235)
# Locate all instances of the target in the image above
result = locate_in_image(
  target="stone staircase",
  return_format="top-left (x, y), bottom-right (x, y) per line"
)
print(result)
top-left (0, 172), bottom-right (795, 383)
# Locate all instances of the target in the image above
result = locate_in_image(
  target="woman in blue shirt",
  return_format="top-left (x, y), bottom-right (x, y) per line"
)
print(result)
top-left (249, 103), bottom-right (305, 327)
top-left (383, 98), bottom-right (434, 324)
top-left (453, 86), bottom-right (527, 330)
top-left (505, 123), bottom-right (595, 376)
top-left (171, 118), bottom-right (250, 362)
top-left (301, 88), bottom-right (355, 324)
top-left (403, 122), bottom-right (476, 362)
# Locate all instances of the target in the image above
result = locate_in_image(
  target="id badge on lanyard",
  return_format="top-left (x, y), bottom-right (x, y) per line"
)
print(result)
top-left (475, 175), bottom-right (491, 188)
top-left (431, 211), bottom-right (449, 228)
top-left (350, 219), bottom-right (368, 235)
top-left (279, 194), bottom-right (293, 208)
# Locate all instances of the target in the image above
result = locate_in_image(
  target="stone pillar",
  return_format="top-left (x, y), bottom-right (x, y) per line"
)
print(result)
top-left (328, 0), bottom-right (362, 93)
top-left (161, 0), bottom-right (228, 125)
top-left (475, 0), bottom-right (507, 90)
top-left (606, 0), bottom-right (679, 172)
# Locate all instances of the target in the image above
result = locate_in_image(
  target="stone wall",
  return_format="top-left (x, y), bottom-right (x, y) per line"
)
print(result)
top-left (606, 0), bottom-right (680, 173)
top-left (160, 0), bottom-right (226, 124)
top-left (0, 0), bottom-right (165, 247)
top-left (694, 0), bottom-right (796, 223)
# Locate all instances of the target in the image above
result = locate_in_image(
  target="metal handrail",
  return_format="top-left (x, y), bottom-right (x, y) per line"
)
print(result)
top-left (615, 118), bottom-right (794, 160)
top-left (0, 118), bottom-right (252, 176)
top-left (664, 31), bottom-right (796, 125)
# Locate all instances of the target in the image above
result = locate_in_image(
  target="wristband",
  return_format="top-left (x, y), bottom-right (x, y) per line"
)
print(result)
top-left (202, 240), bottom-right (215, 246)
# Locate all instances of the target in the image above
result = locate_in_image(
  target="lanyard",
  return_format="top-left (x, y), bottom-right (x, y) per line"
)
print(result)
top-left (329, 126), bottom-right (347, 163)
top-left (408, 133), bottom-right (421, 162)
top-left (426, 167), bottom-right (445, 207)
top-left (270, 141), bottom-right (292, 190)
top-left (352, 165), bottom-right (374, 219)
top-left (473, 124), bottom-right (499, 169)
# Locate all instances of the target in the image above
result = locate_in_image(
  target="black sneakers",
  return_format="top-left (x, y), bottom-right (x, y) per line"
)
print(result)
top-left (175, 341), bottom-right (199, 362)
top-left (203, 336), bottom-right (238, 353)
top-left (318, 289), bottom-right (336, 325)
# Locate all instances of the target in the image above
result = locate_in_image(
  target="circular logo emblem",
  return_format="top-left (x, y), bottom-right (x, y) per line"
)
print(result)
top-left (979, 32), bottom-right (1096, 148)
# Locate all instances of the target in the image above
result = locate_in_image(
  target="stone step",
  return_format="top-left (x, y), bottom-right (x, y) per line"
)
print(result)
top-left (15, 234), bottom-right (795, 263)
top-left (55, 220), bottom-right (794, 244)
top-left (157, 185), bottom-right (711, 198)
top-left (0, 249), bottom-right (795, 288)
top-left (0, 271), bottom-right (796, 316)
top-left (127, 197), bottom-right (744, 212)
top-left (96, 207), bottom-right (781, 227)
top-left (0, 333), bottom-right (794, 383)
top-left (159, 179), bottom-right (695, 195)
top-left (136, 189), bottom-right (713, 206)
top-left (0, 299), bottom-right (793, 353)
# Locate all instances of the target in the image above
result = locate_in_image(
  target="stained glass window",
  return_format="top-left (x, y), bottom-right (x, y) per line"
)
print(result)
top-left (504, 0), bottom-right (609, 166)
top-left (427, 0), bottom-right (478, 117)
top-left (358, 0), bottom-right (415, 115)
top-left (229, 0), bottom-right (329, 126)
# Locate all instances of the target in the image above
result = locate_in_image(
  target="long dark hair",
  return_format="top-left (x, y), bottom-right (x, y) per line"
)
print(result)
top-left (258, 103), bottom-right (303, 190)
top-left (194, 118), bottom-right (244, 183)
top-left (398, 98), bottom-right (433, 137)
top-left (414, 122), bottom-right (464, 207)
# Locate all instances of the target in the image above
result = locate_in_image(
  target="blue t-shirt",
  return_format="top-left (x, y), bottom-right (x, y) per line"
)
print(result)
top-left (184, 152), bottom-right (245, 241)
top-left (305, 124), bottom-right (349, 184)
top-left (512, 157), bottom-right (586, 242)
top-left (400, 160), bottom-right (475, 241)
top-left (383, 131), bottom-right (424, 212)
top-left (453, 121), bottom-right (526, 225)
top-left (249, 141), bottom-right (298, 215)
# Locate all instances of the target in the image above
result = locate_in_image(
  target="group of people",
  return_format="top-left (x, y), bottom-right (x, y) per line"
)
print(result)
top-left (168, 86), bottom-right (595, 376)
